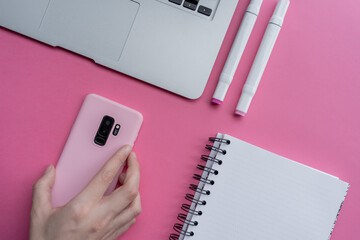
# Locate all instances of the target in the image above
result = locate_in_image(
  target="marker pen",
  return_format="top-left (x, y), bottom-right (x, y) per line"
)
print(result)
top-left (235, 0), bottom-right (290, 116)
top-left (212, 0), bottom-right (263, 104)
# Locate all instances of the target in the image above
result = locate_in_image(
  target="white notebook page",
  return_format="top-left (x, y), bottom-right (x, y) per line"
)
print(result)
top-left (186, 134), bottom-right (349, 240)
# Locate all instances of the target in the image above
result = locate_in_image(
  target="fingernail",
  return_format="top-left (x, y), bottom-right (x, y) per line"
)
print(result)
top-left (124, 145), bottom-right (132, 152)
top-left (44, 165), bottom-right (52, 174)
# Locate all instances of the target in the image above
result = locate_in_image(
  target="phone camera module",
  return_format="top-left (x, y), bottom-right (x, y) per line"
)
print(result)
top-left (94, 116), bottom-right (114, 146)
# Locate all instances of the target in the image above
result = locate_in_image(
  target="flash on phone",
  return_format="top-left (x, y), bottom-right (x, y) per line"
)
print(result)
top-left (113, 124), bottom-right (121, 136)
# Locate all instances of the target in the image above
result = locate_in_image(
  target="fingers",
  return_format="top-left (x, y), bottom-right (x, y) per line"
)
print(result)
top-left (32, 165), bottom-right (55, 214)
top-left (122, 152), bottom-right (140, 191)
top-left (113, 194), bottom-right (142, 226)
top-left (100, 194), bottom-right (141, 240)
top-left (104, 152), bottom-right (140, 214)
top-left (118, 172), bottom-right (126, 185)
top-left (107, 219), bottom-right (136, 240)
top-left (75, 145), bottom-right (132, 204)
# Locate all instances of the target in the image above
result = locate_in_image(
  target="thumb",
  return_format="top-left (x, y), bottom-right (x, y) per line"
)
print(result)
top-left (32, 165), bottom-right (55, 213)
top-left (118, 172), bottom-right (126, 185)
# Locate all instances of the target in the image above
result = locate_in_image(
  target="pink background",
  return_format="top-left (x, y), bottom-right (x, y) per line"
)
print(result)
top-left (0, 0), bottom-right (359, 239)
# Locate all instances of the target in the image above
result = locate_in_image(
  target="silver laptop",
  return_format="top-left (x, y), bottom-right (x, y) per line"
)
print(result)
top-left (0, 0), bottom-right (238, 99)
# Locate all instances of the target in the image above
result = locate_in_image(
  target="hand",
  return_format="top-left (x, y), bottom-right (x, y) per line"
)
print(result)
top-left (29, 145), bottom-right (141, 240)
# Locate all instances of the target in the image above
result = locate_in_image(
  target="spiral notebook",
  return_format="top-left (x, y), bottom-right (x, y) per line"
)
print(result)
top-left (170, 133), bottom-right (349, 240)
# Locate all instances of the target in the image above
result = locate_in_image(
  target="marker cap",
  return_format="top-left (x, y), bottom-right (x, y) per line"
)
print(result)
top-left (212, 81), bottom-right (230, 103)
top-left (270, 0), bottom-right (290, 26)
top-left (235, 91), bottom-right (254, 116)
top-left (247, 0), bottom-right (263, 15)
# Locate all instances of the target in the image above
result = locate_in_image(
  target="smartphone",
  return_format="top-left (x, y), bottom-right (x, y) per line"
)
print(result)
top-left (51, 94), bottom-right (143, 207)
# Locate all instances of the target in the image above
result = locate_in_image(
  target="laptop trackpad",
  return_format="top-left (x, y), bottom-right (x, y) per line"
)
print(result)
top-left (40, 0), bottom-right (139, 62)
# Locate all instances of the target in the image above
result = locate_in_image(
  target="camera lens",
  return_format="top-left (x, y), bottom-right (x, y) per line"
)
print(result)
top-left (94, 136), bottom-right (106, 146)
top-left (94, 116), bottom-right (115, 146)
top-left (99, 126), bottom-right (110, 137)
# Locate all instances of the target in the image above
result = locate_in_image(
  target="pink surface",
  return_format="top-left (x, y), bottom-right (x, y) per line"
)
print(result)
top-left (0, 0), bottom-right (359, 239)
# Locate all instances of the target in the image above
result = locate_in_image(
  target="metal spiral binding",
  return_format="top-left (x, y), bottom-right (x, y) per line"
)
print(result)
top-left (193, 174), bottom-right (215, 185)
top-left (169, 136), bottom-right (230, 240)
top-left (189, 183), bottom-right (211, 195)
top-left (205, 144), bottom-right (227, 155)
top-left (177, 213), bottom-right (198, 226)
top-left (197, 164), bottom-right (219, 175)
top-left (209, 137), bottom-right (231, 145)
top-left (185, 194), bottom-right (207, 206)
top-left (201, 155), bottom-right (223, 165)
top-left (181, 204), bottom-right (203, 216)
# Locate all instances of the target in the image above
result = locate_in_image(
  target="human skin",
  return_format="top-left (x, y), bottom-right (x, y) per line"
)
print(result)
top-left (29, 145), bottom-right (141, 240)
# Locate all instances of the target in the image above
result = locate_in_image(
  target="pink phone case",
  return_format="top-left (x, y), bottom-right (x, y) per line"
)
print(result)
top-left (52, 94), bottom-right (143, 207)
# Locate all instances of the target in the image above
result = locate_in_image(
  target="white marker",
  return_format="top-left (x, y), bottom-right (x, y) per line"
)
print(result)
top-left (235, 0), bottom-right (290, 116)
top-left (212, 0), bottom-right (263, 105)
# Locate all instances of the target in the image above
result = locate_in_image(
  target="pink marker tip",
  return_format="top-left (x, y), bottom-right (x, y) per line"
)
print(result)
top-left (235, 110), bottom-right (246, 116)
top-left (211, 98), bottom-right (222, 105)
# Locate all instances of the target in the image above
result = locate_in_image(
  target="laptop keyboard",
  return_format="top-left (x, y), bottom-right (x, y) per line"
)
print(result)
top-left (169, 0), bottom-right (213, 17)
top-left (183, 1), bottom-right (197, 11)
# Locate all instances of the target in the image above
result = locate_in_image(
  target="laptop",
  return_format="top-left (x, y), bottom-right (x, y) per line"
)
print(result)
top-left (0, 0), bottom-right (238, 99)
